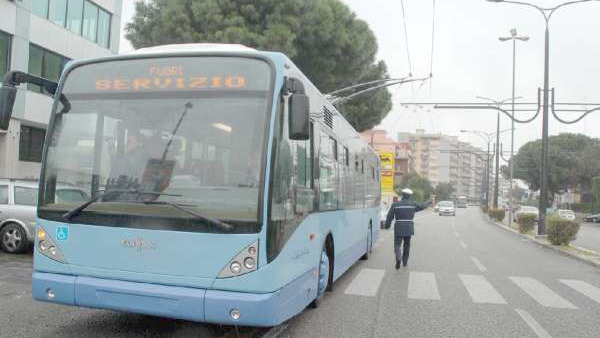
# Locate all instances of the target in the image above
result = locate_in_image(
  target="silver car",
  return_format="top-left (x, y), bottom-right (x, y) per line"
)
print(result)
top-left (0, 179), bottom-right (88, 254)
top-left (438, 201), bottom-right (456, 216)
top-left (513, 205), bottom-right (539, 222)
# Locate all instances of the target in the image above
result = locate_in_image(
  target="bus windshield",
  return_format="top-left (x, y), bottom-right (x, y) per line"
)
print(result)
top-left (38, 56), bottom-right (273, 233)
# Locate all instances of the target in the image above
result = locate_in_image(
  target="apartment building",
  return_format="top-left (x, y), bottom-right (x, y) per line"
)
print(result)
top-left (0, 0), bottom-right (122, 179)
top-left (398, 129), bottom-right (485, 202)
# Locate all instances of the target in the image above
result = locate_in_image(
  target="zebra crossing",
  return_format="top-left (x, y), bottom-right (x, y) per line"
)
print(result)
top-left (344, 268), bottom-right (600, 311)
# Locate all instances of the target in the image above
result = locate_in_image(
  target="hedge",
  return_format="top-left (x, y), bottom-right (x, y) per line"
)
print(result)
top-left (517, 213), bottom-right (536, 234)
top-left (489, 208), bottom-right (505, 222)
top-left (546, 216), bottom-right (580, 246)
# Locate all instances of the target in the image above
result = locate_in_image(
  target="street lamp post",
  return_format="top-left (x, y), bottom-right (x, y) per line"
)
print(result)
top-left (460, 129), bottom-right (511, 210)
top-left (474, 97), bottom-right (521, 209)
top-left (486, 0), bottom-right (600, 236)
top-left (499, 28), bottom-right (529, 229)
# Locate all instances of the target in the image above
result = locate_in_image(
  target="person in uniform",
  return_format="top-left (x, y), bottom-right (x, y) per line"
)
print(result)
top-left (385, 188), bottom-right (431, 269)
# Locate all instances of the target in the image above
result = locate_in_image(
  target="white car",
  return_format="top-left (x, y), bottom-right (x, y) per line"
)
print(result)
top-left (557, 209), bottom-right (576, 221)
top-left (513, 206), bottom-right (539, 222)
top-left (0, 179), bottom-right (89, 254)
top-left (437, 201), bottom-right (455, 216)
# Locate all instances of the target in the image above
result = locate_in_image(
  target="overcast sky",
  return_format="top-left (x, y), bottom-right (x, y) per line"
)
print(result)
top-left (119, 0), bottom-right (600, 152)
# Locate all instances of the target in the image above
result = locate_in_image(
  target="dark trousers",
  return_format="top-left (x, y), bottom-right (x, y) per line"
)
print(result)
top-left (394, 236), bottom-right (411, 265)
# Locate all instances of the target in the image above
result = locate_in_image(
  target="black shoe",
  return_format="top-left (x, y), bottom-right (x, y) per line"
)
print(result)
top-left (395, 260), bottom-right (401, 270)
top-left (402, 262), bottom-right (408, 267)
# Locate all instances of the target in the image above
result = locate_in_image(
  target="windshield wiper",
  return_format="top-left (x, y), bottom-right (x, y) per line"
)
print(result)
top-left (62, 189), bottom-right (181, 221)
top-left (137, 201), bottom-right (233, 232)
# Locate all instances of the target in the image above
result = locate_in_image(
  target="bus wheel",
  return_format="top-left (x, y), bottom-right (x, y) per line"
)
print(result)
top-left (310, 246), bottom-right (330, 308)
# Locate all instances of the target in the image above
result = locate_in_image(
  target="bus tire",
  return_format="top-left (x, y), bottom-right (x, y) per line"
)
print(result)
top-left (310, 243), bottom-right (330, 308)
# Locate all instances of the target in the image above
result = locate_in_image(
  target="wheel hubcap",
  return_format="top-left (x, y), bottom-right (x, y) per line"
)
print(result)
top-left (317, 251), bottom-right (330, 297)
top-left (3, 228), bottom-right (22, 251)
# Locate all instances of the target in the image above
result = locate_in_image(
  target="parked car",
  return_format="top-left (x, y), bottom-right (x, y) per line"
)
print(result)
top-left (0, 179), bottom-right (88, 254)
top-left (438, 201), bottom-right (456, 216)
top-left (513, 205), bottom-right (539, 222)
top-left (556, 209), bottom-right (576, 221)
top-left (583, 213), bottom-right (600, 223)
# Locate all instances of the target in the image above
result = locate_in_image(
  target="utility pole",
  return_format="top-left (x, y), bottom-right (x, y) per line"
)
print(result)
top-left (474, 97), bottom-right (519, 209)
top-left (499, 28), bottom-right (529, 227)
top-left (486, 0), bottom-right (600, 236)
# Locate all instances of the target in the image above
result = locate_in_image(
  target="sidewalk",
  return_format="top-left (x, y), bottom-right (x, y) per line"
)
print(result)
top-left (483, 213), bottom-right (600, 268)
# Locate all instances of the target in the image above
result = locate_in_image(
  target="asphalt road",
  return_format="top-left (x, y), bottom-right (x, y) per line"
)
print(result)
top-left (573, 222), bottom-right (600, 253)
top-left (282, 208), bottom-right (600, 338)
top-left (1, 209), bottom-right (599, 338)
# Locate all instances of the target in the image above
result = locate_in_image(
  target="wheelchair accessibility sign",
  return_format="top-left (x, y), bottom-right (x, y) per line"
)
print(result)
top-left (56, 226), bottom-right (69, 241)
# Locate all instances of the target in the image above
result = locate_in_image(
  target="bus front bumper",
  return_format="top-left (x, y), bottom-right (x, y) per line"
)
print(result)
top-left (32, 272), bottom-right (293, 327)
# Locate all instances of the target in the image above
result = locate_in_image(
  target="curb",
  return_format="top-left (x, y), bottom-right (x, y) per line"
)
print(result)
top-left (480, 212), bottom-right (600, 269)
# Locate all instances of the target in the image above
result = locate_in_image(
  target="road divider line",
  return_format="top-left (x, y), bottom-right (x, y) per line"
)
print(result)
top-left (459, 274), bottom-right (506, 304)
top-left (510, 277), bottom-right (577, 309)
top-left (344, 268), bottom-right (386, 297)
top-left (559, 279), bottom-right (600, 304)
top-left (470, 256), bottom-right (487, 272)
top-left (515, 309), bottom-right (552, 338)
top-left (459, 240), bottom-right (467, 249)
top-left (408, 271), bottom-right (440, 300)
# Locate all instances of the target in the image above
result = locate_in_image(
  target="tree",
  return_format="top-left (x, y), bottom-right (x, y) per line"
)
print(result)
top-left (433, 182), bottom-right (454, 201)
top-left (511, 133), bottom-right (600, 202)
top-left (125, 0), bottom-right (393, 131)
top-left (396, 172), bottom-right (433, 202)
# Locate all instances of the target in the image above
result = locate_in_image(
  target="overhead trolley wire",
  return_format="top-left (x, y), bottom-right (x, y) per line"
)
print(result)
top-left (399, 0), bottom-right (421, 127)
top-left (429, 0), bottom-right (437, 85)
top-left (428, 0), bottom-right (438, 131)
top-left (400, 0), bottom-right (414, 77)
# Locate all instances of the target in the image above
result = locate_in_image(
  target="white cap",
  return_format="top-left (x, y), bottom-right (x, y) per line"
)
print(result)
top-left (401, 188), bottom-right (413, 195)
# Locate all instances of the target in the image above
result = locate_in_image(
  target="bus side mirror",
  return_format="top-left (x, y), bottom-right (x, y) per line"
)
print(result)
top-left (0, 84), bottom-right (17, 131)
top-left (289, 93), bottom-right (309, 140)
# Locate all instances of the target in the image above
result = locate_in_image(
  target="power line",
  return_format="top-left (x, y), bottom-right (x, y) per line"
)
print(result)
top-left (429, 0), bottom-right (437, 81)
top-left (400, 0), bottom-right (413, 77)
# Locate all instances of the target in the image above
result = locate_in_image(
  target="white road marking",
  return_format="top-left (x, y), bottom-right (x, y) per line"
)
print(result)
top-left (408, 272), bottom-right (440, 300)
top-left (459, 240), bottom-right (467, 249)
top-left (515, 309), bottom-right (552, 338)
top-left (344, 268), bottom-right (386, 297)
top-left (470, 256), bottom-right (487, 273)
top-left (459, 274), bottom-right (506, 304)
top-left (510, 277), bottom-right (577, 309)
top-left (559, 279), bottom-right (600, 304)
top-left (454, 231), bottom-right (460, 237)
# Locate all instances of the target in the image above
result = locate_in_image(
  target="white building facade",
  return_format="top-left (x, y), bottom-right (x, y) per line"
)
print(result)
top-left (0, 0), bottom-right (122, 179)
top-left (398, 130), bottom-right (485, 202)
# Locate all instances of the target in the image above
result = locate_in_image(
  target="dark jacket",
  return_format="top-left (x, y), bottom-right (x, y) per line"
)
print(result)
top-left (385, 199), bottom-right (431, 237)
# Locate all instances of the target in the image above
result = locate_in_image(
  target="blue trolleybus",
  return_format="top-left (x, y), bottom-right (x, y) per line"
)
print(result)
top-left (0, 44), bottom-right (381, 327)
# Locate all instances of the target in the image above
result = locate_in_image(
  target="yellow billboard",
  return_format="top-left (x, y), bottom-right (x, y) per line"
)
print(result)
top-left (378, 152), bottom-right (395, 194)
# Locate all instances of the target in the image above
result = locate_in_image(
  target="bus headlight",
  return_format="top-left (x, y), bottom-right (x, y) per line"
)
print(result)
top-left (218, 241), bottom-right (258, 278)
top-left (36, 228), bottom-right (66, 263)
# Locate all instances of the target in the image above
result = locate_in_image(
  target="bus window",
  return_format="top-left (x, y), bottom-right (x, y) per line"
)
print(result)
top-left (330, 137), bottom-right (338, 161)
top-left (294, 139), bottom-right (311, 188)
top-left (319, 133), bottom-right (338, 210)
top-left (344, 147), bottom-right (349, 167)
top-left (292, 123), bottom-right (314, 214)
